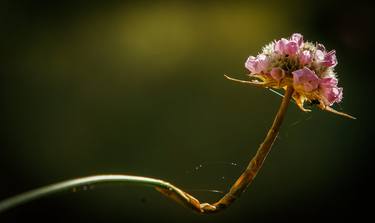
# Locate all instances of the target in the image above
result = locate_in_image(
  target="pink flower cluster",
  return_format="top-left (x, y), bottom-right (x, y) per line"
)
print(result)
top-left (245, 33), bottom-right (342, 108)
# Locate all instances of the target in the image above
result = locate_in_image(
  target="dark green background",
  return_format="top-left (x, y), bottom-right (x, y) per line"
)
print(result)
top-left (1, 0), bottom-right (373, 222)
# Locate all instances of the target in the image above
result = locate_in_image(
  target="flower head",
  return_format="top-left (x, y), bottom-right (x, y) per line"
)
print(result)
top-left (230, 33), bottom-right (354, 119)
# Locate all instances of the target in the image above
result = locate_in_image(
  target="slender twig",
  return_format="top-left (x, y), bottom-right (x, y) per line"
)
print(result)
top-left (0, 86), bottom-right (294, 214)
top-left (224, 75), bottom-right (271, 87)
top-left (319, 104), bottom-right (356, 120)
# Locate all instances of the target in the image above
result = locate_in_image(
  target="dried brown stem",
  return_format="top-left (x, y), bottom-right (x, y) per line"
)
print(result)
top-left (155, 86), bottom-right (294, 213)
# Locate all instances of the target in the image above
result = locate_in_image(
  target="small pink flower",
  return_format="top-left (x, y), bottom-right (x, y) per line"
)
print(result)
top-left (315, 50), bottom-right (325, 61)
top-left (319, 77), bottom-right (343, 105)
top-left (315, 47), bottom-right (337, 68)
top-left (291, 33), bottom-right (304, 46)
top-left (299, 50), bottom-right (312, 65)
top-left (245, 56), bottom-right (258, 73)
top-left (292, 67), bottom-right (319, 92)
top-left (275, 38), bottom-right (298, 56)
top-left (275, 33), bottom-right (303, 56)
top-left (270, 68), bottom-right (285, 81)
top-left (322, 50), bottom-right (337, 67)
top-left (274, 38), bottom-right (288, 54)
top-left (257, 54), bottom-right (269, 71)
top-left (245, 54), bottom-right (269, 74)
top-left (285, 41), bottom-right (299, 55)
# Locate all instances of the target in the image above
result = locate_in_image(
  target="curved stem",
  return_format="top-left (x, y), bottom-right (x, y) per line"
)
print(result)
top-left (0, 175), bottom-right (194, 213)
top-left (0, 86), bottom-right (294, 214)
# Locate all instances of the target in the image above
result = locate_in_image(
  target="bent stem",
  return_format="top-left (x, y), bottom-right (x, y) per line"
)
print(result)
top-left (0, 175), bottom-right (196, 213)
top-left (0, 86), bottom-right (294, 214)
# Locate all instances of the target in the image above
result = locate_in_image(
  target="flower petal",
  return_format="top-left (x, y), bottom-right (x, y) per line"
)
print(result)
top-left (274, 38), bottom-right (289, 54)
top-left (270, 68), bottom-right (285, 81)
top-left (285, 41), bottom-right (298, 56)
top-left (292, 67), bottom-right (319, 92)
top-left (245, 54), bottom-right (269, 74)
top-left (291, 33), bottom-right (304, 46)
top-left (319, 77), bottom-right (342, 105)
top-left (315, 50), bottom-right (325, 62)
top-left (299, 50), bottom-right (312, 65)
top-left (322, 50), bottom-right (337, 67)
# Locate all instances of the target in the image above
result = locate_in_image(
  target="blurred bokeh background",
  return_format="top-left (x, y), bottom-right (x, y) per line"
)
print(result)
top-left (1, 0), bottom-right (374, 222)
